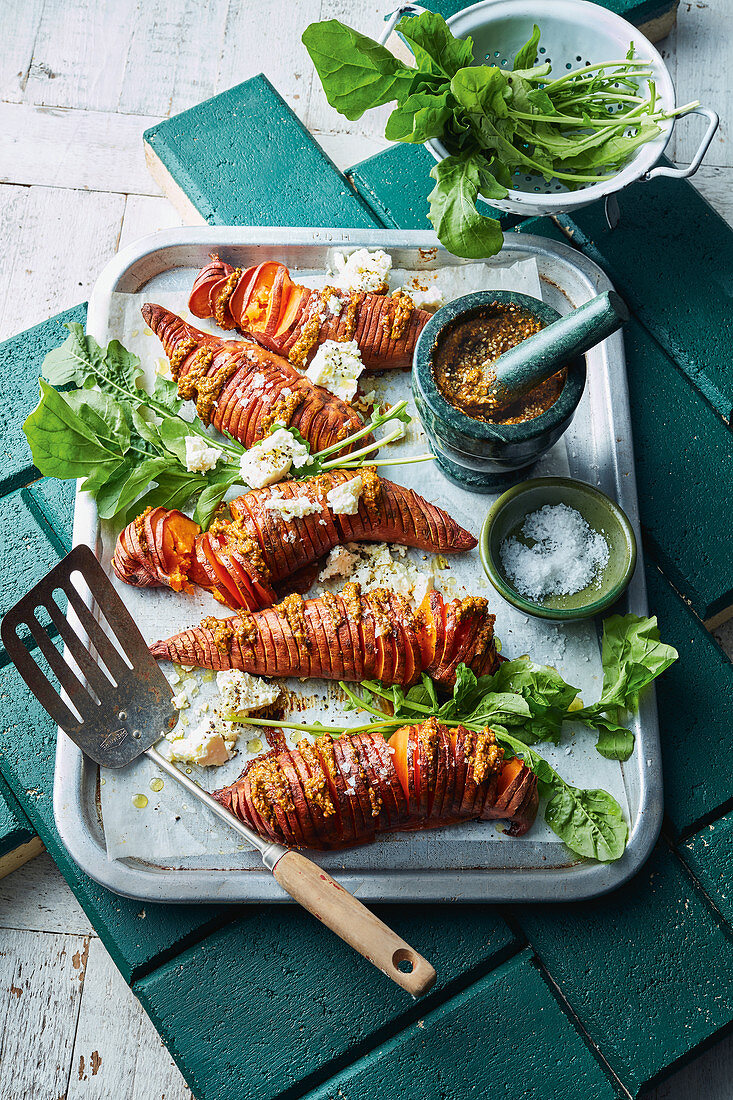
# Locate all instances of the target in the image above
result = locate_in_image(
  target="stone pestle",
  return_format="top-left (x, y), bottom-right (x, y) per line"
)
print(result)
top-left (489, 291), bottom-right (629, 411)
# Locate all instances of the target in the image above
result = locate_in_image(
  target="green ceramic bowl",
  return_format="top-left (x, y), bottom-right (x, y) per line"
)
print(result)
top-left (479, 477), bottom-right (637, 621)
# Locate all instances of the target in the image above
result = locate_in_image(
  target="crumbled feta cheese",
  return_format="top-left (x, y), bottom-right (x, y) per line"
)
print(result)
top-left (239, 427), bottom-right (310, 488)
top-left (319, 545), bottom-right (358, 582)
top-left (326, 476), bottom-right (363, 516)
top-left (166, 718), bottom-right (235, 767)
top-left (251, 372), bottom-right (266, 390)
top-left (184, 434), bottom-right (223, 473)
top-left (266, 490), bottom-right (323, 521)
top-left (305, 340), bottom-right (364, 402)
top-left (171, 677), bottom-right (198, 710)
top-left (332, 248), bottom-right (392, 294)
top-left (402, 284), bottom-right (445, 311)
top-left (319, 542), bottom-right (432, 607)
top-left (216, 670), bottom-right (281, 716)
top-left (325, 293), bottom-right (342, 316)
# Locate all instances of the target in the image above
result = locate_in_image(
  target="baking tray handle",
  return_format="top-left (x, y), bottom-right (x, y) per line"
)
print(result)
top-left (644, 106), bottom-right (719, 181)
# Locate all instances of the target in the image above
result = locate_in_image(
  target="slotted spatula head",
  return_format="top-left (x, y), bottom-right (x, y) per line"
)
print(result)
top-left (1, 544), bottom-right (175, 767)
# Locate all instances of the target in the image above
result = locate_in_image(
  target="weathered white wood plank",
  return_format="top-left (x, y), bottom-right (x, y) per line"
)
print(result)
top-left (0, 184), bottom-right (125, 342)
top-left (116, 0), bottom-right (228, 117)
top-left (0, 852), bottom-right (94, 935)
top-left (0, 0), bottom-right (45, 103)
top-left (665, 0), bottom-right (730, 166)
top-left (0, 928), bottom-right (89, 1099)
top-left (22, 0), bottom-right (132, 112)
top-left (214, 0), bottom-right (321, 117)
top-left (67, 938), bottom-right (193, 1100)
top-left (0, 102), bottom-right (163, 195)
top-left (0, 184), bottom-right (31, 310)
top-left (118, 194), bottom-right (184, 251)
top-left (688, 165), bottom-right (733, 227)
top-left (315, 130), bottom-right (390, 172)
top-left (304, 0), bottom-right (392, 138)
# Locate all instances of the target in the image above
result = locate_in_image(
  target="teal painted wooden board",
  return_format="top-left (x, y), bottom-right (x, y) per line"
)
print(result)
top-left (517, 844), bottom-right (733, 1095)
top-left (0, 774), bottom-right (35, 860)
top-left (557, 167), bottom-right (733, 422)
top-left (680, 814), bottom-right (733, 926)
top-left (136, 905), bottom-right (518, 1100)
top-left (0, 303), bottom-right (87, 497)
top-left (624, 317), bottom-right (733, 623)
top-left (0, 660), bottom-right (231, 983)
top-left (428, 0), bottom-right (676, 23)
top-left (0, 488), bottom-right (68, 663)
top-left (23, 479), bottom-right (77, 555)
top-left (346, 143), bottom-right (516, 232)
top-left (302, 951), bottom-right (621, 1100)
top-left (144, 75), bottom-right (380, 230)
top-left (645, 562), bottom-right (733, 838)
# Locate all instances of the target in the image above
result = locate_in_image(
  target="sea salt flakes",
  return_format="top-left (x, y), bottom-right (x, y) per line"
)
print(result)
top-left (500, 504), bottom-right (609, 600)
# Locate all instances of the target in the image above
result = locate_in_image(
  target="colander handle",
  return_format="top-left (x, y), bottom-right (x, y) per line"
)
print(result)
top-left (379, 3), bottom-right (427, 46)
top-left (644, 106), bottom-right (719, 181)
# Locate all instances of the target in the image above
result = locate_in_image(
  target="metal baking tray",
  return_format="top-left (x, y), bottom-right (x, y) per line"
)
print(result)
top-left (53, 227), bottom-right (662, 904)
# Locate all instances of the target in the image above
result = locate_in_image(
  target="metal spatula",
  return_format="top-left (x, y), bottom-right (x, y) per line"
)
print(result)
top-left (1, 544), bottom-right (436, 997)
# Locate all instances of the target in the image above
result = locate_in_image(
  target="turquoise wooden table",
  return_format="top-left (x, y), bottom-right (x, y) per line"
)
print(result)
top-left (2, 7), bottom-right (733, 1097)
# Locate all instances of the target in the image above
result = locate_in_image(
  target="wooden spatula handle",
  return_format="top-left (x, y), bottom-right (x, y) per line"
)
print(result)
top-left (273, 850), bottom-right (436, 997)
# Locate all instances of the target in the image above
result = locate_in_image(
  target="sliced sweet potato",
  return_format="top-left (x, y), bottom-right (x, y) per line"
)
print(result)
top-left (279, 749), bottom-right (317, 848)
top-left (369, 733), bottom-right (409, 826)
top-left (274, 284), bottom-right (308, 339)
top-left (242, 262), bottom-right (285, 331)
top-left (202, 533), bottom-right (245, 608)
top-left (332, 735), bottom-right (367, 838)
top-left (314, 736), bottom-right (351, 845)
top-left (353, 733), bottom-right (392, 831)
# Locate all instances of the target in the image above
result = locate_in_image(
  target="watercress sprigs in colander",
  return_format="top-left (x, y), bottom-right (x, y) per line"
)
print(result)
top-left (303, 13), bottom-right (698, 258)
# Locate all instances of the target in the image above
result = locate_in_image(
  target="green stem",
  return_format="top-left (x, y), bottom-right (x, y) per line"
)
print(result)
top-left (543, 61), bottom-right (653, 92)
top-left (313, 400), bottom-right (409, 461)
top-left (335, 453), bottom-right (435, 469)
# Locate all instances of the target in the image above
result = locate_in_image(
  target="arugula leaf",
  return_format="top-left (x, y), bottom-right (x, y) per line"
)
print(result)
top-left (590, 717), bottom-right (635, 762)
top-left (596, 613), bottom-right (678, 712)
top-left (427, 151), bottom-right (505, 259)
top-left (24, 381), bottom-right (130, 478)
top-left (450, 65), bottom-right (510, 119)
top-left (43, 324), bottom-right (144, 394)
top-left (498, 732), bottom-right (627, 861)
top-left (304, 15), bottom-right (696, 257)
top-left (151, 374), bottom-right (184, 415)
top-left (193, 467), bottom-right (243, 528)
top-left (385, 89), bottom-right (453, 143)
top-left (395, 11), bottom-right (474, 78)
top-left (302, 20), bottom-right (414, 121)
top-left (512, 24), bottom-right (541, 71)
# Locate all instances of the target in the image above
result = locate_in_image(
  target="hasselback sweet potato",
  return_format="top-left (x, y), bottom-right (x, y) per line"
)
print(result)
top-left (213, 721), bottom-right (538, 850)
top-left (141, 303), bottom-right (366, 453)
top-left (149, 586), bottom-right (500, 688)
top-left (113, 470), bottom-right (477, 610)
top-left (188, 256), bottom-right (431, 371)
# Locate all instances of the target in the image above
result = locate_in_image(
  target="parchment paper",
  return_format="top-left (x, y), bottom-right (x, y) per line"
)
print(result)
top-left (96, 254), bottom-right (627, 864)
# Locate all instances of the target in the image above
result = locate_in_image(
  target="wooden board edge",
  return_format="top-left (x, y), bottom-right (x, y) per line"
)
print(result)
top-left (704, 605), bottom-right (733, 632)
top-left (638, 4), bottom-right (678, 42)
top-left (0, 835), bottom-right (44, 880)
top-left (143, 141), bottom-right (209, 227)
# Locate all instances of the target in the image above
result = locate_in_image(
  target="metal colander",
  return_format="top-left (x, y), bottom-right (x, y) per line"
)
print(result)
top-left (381, 0), bottom-right (718, 217)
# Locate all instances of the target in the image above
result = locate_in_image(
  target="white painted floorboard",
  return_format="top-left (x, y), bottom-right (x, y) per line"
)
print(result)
top-left (0, 0), bottom-right (730, 1096)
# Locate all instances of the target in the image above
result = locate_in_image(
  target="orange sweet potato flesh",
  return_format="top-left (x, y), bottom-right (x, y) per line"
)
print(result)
top-left (141, 302), bottom-right (367, 458)
top-left (149, 586), bottom-right (494, 690)
top-left (116, 473), bottom-right (476, 610)
top-left (188, 256), bottom-right (432, 372)
top-left (214, 720), bottom-right (538, 851)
